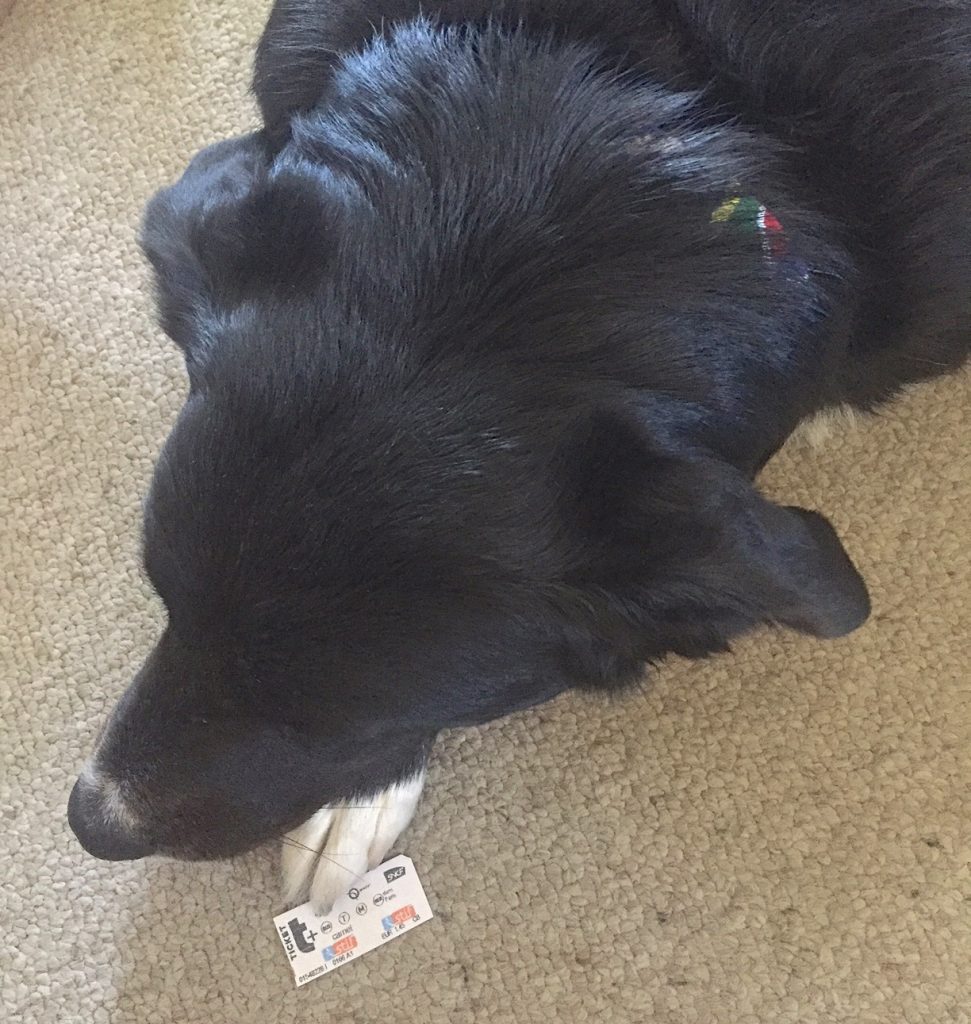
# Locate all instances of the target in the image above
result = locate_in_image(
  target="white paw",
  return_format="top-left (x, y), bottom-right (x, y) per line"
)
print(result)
top-left (280, 772), bottom-right (425, 913)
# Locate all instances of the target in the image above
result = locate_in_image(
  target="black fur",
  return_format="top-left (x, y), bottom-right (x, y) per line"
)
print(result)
top-left (70, 0), bottom-right (969, 861)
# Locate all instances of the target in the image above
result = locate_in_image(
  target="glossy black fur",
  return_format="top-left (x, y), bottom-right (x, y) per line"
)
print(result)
top-left (71, 0), bottom-right (969, 861)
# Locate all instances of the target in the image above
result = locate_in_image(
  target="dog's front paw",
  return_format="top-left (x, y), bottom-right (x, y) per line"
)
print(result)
top-left (280, 773), bottom-right (425, 913)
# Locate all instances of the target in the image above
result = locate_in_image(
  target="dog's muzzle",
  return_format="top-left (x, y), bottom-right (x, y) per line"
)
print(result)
top-left (67, 775), bottom-right (155, 862)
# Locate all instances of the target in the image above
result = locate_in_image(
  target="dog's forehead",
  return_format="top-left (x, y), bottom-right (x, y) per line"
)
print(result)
top-left (145, 420), bottom-right (509, 624)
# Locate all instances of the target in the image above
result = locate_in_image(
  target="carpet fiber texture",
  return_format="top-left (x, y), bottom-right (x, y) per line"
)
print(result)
top-left (1, 3), bottom-right (969, 1022)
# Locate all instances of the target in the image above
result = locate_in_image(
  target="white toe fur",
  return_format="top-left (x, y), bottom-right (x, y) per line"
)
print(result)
top-left (787, 403), bottom-right (862, 449)
top-left (280, 806), bottom-right (336, 905)
top-left (281, 772), bottom-right (425, 913)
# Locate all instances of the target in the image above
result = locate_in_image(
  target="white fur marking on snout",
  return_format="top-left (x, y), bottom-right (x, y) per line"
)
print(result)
top-left (80, 762), bottom-right (139, 831)
top-left (281, 772), bottom-right (426, 913)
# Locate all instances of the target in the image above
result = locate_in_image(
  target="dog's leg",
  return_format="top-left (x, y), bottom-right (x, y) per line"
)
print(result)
top-left (281, 772), bottom-right (425, 912)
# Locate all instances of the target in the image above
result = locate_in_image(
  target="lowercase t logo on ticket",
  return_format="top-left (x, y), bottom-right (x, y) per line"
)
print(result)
top-left (273, 855), bottom-right (434, 986)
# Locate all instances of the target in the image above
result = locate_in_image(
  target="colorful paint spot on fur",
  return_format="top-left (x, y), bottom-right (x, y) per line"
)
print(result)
top-left (711, 194), bottom-right (808, 279)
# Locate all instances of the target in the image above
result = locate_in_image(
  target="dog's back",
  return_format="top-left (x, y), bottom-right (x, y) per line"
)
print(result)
top-left (256, 0), bottom-right (971, 409)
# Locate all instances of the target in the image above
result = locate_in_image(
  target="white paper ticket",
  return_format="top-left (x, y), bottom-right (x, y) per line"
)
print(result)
top-left (273, 855), bottom-right (433, 986)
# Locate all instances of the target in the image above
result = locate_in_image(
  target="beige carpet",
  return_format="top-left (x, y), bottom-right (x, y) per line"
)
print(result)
top-left (1, 3), bottom-right (969, 1022)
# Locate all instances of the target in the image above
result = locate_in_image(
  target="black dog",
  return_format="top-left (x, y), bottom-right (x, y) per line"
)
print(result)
top-left (69, 1), bottom-right (970, 909)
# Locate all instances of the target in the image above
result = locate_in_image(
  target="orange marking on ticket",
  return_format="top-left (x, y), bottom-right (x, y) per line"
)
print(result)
top-left (390, 905), bottom-right (415, 927)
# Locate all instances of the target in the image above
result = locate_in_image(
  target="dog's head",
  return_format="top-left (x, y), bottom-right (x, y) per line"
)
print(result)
top-left (69, 94), bottom-right (869, 862)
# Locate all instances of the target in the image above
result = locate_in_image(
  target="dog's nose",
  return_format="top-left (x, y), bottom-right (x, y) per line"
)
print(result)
top-left (68, 776), bottom-right (155, 861)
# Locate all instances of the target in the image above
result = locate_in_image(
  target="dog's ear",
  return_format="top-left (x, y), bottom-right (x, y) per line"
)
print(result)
top-left (566, 410), bottom-right (870, 653)
top-left (140, 133), bottom-right (269, 356)
top-left (724, 496), bottom-right (871, 639)
top-left (140, 131), bottom-right (333, 364)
